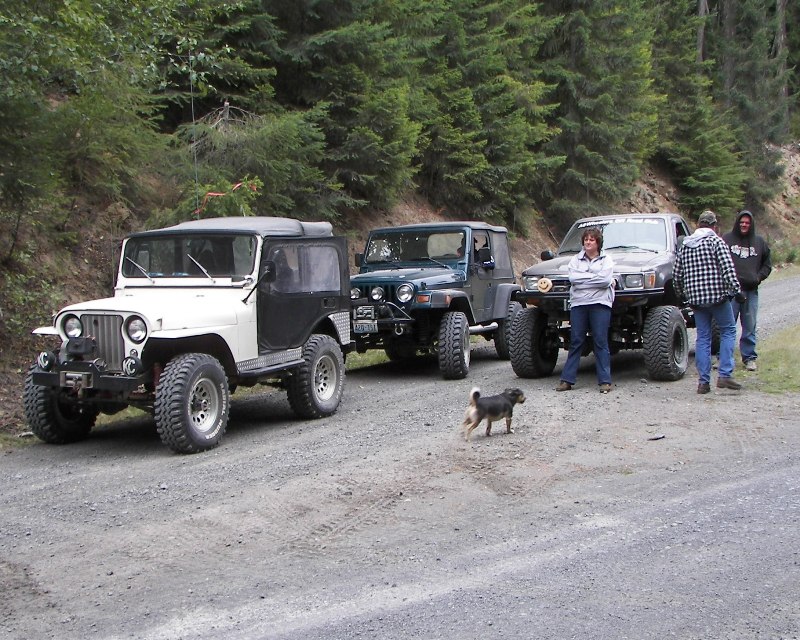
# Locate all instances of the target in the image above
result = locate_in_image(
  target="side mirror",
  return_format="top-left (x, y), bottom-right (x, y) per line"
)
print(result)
top-left (540, 250), bottom-right (555, 261)
top-left (355, 253), bottom-right (364, 268)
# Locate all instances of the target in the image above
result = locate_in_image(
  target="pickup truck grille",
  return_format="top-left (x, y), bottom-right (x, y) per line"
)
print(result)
top-left (546, 278), bottom-right (571, 294)
top-left (82, 314), bottom-right (124, 370)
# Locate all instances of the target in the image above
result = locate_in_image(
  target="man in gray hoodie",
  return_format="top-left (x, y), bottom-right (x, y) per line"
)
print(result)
top-left (722, 210), bottom-right (772, 371)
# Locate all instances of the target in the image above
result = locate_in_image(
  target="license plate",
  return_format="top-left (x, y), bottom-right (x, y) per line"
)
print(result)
top-left (354, 321), bottom-right (378, 334)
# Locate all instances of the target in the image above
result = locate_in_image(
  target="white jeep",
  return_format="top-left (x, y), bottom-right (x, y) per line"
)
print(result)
top-left (24, 217), bottom-right (352, 453)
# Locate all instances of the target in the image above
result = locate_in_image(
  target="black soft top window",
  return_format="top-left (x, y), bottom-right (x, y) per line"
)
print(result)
top-left (266, 243), bottom-right (341, 294)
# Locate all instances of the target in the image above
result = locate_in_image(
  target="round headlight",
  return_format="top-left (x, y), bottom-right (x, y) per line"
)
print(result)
top-left (63, 315), bottom-right (83, 338)
top-left (125, 316), bottom-right (147, 343)
top-left (350, 287), bottom-right (362, 300)
top-left (370, 286), bottom-right (385, 302)
top-left (396, 284), bottom-right (414, 303)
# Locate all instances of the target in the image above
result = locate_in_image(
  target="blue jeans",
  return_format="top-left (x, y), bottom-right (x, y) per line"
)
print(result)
top-left (731, 289), bottom-right (759, 363)
top-left (694, 301), bottom-right (736, 384)
top-left (561, 304), bottom-right (612, 386)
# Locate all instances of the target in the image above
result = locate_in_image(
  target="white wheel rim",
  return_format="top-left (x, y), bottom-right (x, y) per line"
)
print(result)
top-left (314, 354), bottom-right (337, 402)
top-left (189, 378), bottom-right (220, 434)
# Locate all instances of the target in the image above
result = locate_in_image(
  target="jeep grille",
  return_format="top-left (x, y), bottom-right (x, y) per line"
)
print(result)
top-left (82, 314), bottom-right (124, 371)
top-left (353, 284), bottom-right (399, 302)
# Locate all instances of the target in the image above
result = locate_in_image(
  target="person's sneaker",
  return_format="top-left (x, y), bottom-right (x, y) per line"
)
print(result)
top-left (599, 383), bottom-right (612, 394)
top-left (697, 382), bottom-right (711, 394)
top-left (555, 381), bottom-right (573, 392)
top-left (716, 377), bottom-right (742, 390)
top-left (745, 360), bottom-right (757, 372)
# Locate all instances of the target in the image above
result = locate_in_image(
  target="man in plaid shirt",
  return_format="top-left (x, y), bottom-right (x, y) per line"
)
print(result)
top-left (674, 210), bottom-right (745, 394)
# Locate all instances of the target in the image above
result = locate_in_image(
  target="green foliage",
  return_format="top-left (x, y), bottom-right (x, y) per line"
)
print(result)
top-left (538, 0), bottom-right (661, 226)
top-left (266, 1), bottom-right (421, 209)
top-left (405, 0), bottom-right (560, 220)
top-left (0, 249), bottom-right (62, 339)
top-left (0, 0), bottom-right (798, 248)
top-left (770, 239), bottom-right (799, 265)
top-left (705, 0), bottom-right (792, 203)
top-left (174, 176), bottom-right (263, 221)
top-left (651, 0), bottom-right (746, 215)
top-left (174, 103), bottom-right (355, 219)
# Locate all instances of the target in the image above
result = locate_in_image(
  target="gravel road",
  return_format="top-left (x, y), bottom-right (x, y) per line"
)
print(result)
top-left (2, 272), bottom-right (799, 639)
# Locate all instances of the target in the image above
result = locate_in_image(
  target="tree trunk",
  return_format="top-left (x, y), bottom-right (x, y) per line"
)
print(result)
top-left (720, 0), bottom-right (737, 101)
top-left (696, 0), bottom-right (710, 63)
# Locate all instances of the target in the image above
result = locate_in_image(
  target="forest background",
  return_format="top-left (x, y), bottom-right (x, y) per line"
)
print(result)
top-left (1, 0), bottom-right (799, 432)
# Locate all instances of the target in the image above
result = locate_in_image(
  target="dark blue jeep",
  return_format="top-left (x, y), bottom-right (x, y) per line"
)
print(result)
top-left (350, 222), bottom-right (521, 379)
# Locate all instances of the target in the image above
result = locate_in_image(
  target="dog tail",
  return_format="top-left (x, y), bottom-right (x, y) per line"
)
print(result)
top-left (469, 387), bottom-right (480, 407)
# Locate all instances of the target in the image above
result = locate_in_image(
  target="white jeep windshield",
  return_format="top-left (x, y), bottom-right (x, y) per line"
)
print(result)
top-left (559, 218), bottom-right (667, 254)
top-left (122, 234), bottom-right (257, 278)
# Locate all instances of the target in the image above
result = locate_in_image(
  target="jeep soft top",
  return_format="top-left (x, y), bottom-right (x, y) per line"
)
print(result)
top-left (350, 221), bottom-right (520, 379)
top-left (24, 216), bottom-right (351, 453)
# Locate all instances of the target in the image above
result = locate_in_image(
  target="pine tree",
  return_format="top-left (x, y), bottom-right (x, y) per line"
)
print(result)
top-left (266, 0), bottom-right (420, 208)
top-left (651, 0), bottom-right (746, 215)
top-left (537, 0), bottom-right (660, 226)
top-left (706, 0), bottom-right (791, 202)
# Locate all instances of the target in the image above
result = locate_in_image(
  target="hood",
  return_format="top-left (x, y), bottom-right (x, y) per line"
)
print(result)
top-left (730, 210), bottom-right (756, 239)
top-left (521, 250), bottom-right (667, 278)
top-left (683, 227), bottom-right (717, 248)
top-left (351, 266), bottom-right (466, 288)
top-left (59, 289), bottom-right (242, 331)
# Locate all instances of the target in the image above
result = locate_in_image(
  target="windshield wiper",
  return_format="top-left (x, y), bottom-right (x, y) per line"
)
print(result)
top-left (187, 254), bottom-right (216, 282)
top-left (605, 244), bottom-right (658, 253)
top-left (125, 256), bottom-right (154, 283)
top-left (421, 257), bottom-right (450, 269)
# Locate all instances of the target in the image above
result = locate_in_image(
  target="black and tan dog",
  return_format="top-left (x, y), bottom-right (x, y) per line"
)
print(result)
top-left (462, 387), bottom-right (526, 442)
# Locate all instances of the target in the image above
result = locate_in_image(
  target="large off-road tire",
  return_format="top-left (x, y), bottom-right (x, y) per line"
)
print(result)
top-left (494, 300), bottom-right (523, 360)
top-left (438, 310), bottom-right (471, 379)
top-left (23, 365), bottom-right (98, 444)
top-left (643, 305), bottom-right (689, 381)
top-left (509, 307), bottom-right (559, 378)
top-left (154, 353), bottom-right (230, 454)
top-left (287, 334), bottom-right (345, 419)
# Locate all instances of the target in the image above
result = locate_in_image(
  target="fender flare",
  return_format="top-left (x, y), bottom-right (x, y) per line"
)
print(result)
top-left (490, 283), bottom-right (522, 319)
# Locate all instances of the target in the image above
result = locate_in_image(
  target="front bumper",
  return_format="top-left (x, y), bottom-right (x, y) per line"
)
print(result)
top-left (352, 300), bottom-right (414, 335)
top-left (31, 360), bottom-right (149, 394)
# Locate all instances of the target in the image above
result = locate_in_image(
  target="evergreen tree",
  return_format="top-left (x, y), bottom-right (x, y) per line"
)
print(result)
top-left (706, 0), bottom-right (791, 202)
top-left (538, 0), bottom-right (660, 227)
top-left (651, 0), bottom-right (746, 215)
top-left (265, 0), bottom-right (420, 208)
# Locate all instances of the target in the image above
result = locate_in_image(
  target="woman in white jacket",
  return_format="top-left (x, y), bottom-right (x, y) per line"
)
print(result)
top-left (555, 226), bottom-right (616, 393)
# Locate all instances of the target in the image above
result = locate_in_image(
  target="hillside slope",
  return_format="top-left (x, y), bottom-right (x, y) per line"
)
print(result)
top-left (1, 145), bottom-right (798, 435)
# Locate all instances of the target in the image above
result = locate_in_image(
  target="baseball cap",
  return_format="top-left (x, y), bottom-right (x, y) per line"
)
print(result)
top-left (698, 210), bottom-right (717, 226)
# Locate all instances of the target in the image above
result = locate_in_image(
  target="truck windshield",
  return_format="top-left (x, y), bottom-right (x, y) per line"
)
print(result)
top-left (121, 234), bottom-right (257, 278)
top-left (364, 230), bottom-right (466, 263)
top-left (559, 218), bottom-right (667, 254)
